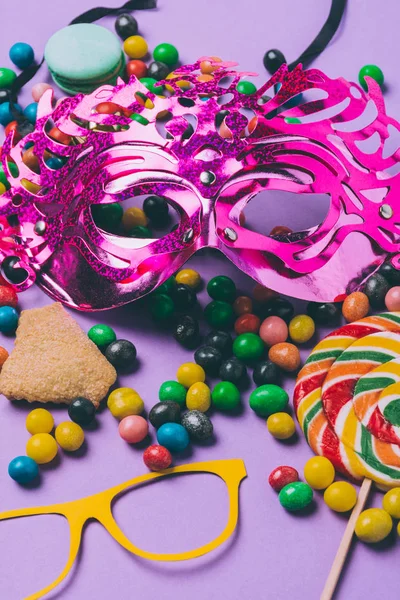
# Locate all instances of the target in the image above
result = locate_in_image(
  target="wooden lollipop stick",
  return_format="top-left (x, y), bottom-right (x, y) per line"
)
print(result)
top-left (321, 477), bottom-right (372, 600)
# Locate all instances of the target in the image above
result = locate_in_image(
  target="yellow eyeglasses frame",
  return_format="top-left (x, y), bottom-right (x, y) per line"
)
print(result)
top-left (0, 458), bottom-right (247, 600)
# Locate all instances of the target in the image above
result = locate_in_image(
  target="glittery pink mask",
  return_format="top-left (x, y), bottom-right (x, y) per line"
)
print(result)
top-left (1, 58), bottom-right (400, 310)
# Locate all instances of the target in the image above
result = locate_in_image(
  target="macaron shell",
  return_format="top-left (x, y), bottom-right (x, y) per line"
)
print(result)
top-left (48, 53), bottom-right (126, 95)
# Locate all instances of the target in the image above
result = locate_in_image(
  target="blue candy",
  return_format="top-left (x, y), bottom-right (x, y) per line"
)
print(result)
top-left (8, 456), bottom-right (39, 484)
top-left (45, 156), bottom-right (65, 170)
top-left (0, 306), bottom-right (19, 333)
top-left (23, 102), bottom-right (38, 124)
top-left (157, 422), bottom-right (190, 452)
top-left (9, 42), bottom-right (34, 70)
top-left (0, 102), bottom-right (22, 126)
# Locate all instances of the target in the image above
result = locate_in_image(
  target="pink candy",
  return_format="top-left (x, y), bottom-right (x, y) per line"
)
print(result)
top-left (118, 415), bottom-right (149, 444)
top-left (385, 286), bottom-right (400, 311)
top-left (259, 316), bottom-right (288, 346)
top-left (32, 82), bottom-right (53, 102)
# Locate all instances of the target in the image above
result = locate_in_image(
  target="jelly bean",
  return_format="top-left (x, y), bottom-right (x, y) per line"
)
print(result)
top-left (68, 397), bottom-right (96, 427)
top-left (0, 68), bottom-right (16, 89)
top-left (148, 61), bottom-right (170, 81)
top-left (359, 64), bottom-right (384, 91)
top-left (0, 102), bottom-right (22, 126)
top-left (279, 481), bottom-right (313, 512)
top-left (324, 481), bottom-right (358, 512)
top-left (153, 43), bottom-right (179, 67)
top-left (204, 300), bottom-right (234, 329)
top-left (0, 285), bottom-right (18, 308)
top-left (363, 273), bottom-right (389, 309)
top-left (8, 456), bottom-right (39, 484)
top-left (88, 324), bottom-right (116, 349)
top-left (306, 301), bottom-right (340, 325)
top-left (149, 401), bottom-right (181, 429)
top-left (355, 508), bottom-right (392, 543)
top-left (124, 35), bottom-right (148, 59)
top-left (143, 195), bottom-right (169, 225)
top-left (236, 80), bottom-right (257, 95)
top-left (92, 202), bottom-right (123, 230)
top-left (105, 340), bottom-right (137, 371)
top-left (233, 333), bottom-right (264, 362)
top-left (175, 268), bottom-right (201, 290)
top-left (261, 297), bottom-right (294, 323)
top-left (207, 275), bottom-right (236, 303)
top-left (379, 262), bottom-right (400, 286)
top-left (268, 342), bottom-right (301, 372)
top-left (157, 422), bottom-right (189, 452)
top-left (252, 284), bottom-right (278, 304)
top-left (181, 410), bottom-right (213, 441)
top-left (171, 284), bottom-right (197, 311)
top-left (234, 313), bottom-right (260, 335)
top-left (31, 82), bottom-right (52, 102)
top-left (173, 315), bottom-right (199, 348)
top-left (115, 13), bottom-right (138, 39)
top-left (304, 456), bottom-right (335, 490)
top-left (149, 294), bottom-right (175, 321)
top-left (259, 316), bottom-right (288, 346)
top-left (194, 345), bottom-right (222, 376)
top-left (253, 360), bottom-right (281, 385)
top-left (9, 42), bottom-right (34, 69)
top-left (23, 102), bottom-right (38, 124)
top-left (385, 286), bottom-right (400, 311)
top-left (126, 59), bottom-right (148, 79)
top-left (268, 465), bottom-right (299, 492)
top-left (289, 314), bottom-right (315, 344)
top-left (55, 422), bottom-right (85, 452)
top-left (233, 295), bottom-right (253, 316)
top-left (342, 291), bottom-right (369, 322)
top-left (0, 345), bottom-right (8, 367)
top-left (26, 408), bottom-right (54, 435)
top-left (0, 306), bottom-right (18, 333)
top-left (186, 382), bottom-right (211, 412)
top-left (219, 357), bottom-right (246, 384)
top-left (119, 415), bottom-right (149, 443)
top-left (176, 362), bottom-right (205, 388)
top-left (107, 387), bottom-right (144, 420)
top-left (382, 487), bottom-right (400, 518)
top-left (212, 381), bottom-right (241, 411)
top-left (26, 433), bottom-right (58, 464)
top-left (159, 380), bottom-right (187, 405)
top-left (143, 444), bottom-right (172, 471)
top-left (249, 384), bottom-right (288, 417)
top-left (122, 207), bottom-right (148, 231)
top-left (267, 412), bottom-right (296, 439)
top-left (205, 330), bottom-right (233, 356)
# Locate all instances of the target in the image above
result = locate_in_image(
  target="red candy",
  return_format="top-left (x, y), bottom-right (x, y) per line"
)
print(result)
top-left (268, 465), bottom-right (299, 492)
top-left (0, 285), bottom-right (18, 308)
top-left (143, 444), bottom-right (172, 471)
top-left (234, 313), bottom-right (261, 335)
top-left (4, 121), bottom-right (21, 145)
top-left (126, 59), bottom-right (148, 79)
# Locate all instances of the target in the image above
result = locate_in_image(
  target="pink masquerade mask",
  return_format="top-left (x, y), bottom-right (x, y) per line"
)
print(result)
top-left (1, 58), bottom-right (400, 310)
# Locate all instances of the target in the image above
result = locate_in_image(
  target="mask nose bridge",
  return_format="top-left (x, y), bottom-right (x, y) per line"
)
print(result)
top-left (197, 194), bottom-right (219, 249)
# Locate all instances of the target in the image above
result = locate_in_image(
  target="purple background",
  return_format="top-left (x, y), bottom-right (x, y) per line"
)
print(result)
top-left (1, 1), bottom-right (400, 598)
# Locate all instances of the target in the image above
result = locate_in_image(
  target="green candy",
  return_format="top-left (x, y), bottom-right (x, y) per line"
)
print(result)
top-left (128, 225), bottom-right (152, 238)
top-left (285, 117), bottom-right (301, 124)
top-left (0, 68), bottom-right (17, 89)
top-left (358, 64), bottom-right (384, 91)
top-left (153, 43), bottom-right (179, 67)
top-left (0, 163), bottom-right (19, 189)
top-left (88, 324), bottom-right (117, 349)
top-left (130, 113), bottom-right (149, 125)
top-left (279, 482), bottom-right (313, 512)
top-left (139, 77), bottom-right (163, 95)
top-left (204, 300), bottom-right (234, 329)
top-left (159, 380), bottom-right (187, 406)
top-left (150, 293), bottom-right (175, 321)
top-left (236, 80), bottom-right (257, 95)
top-left (249, 384), bottom-right (288, 417)
top-left (212, 381), bottom-right (241, 411)
top-left (233, 333), bottom-right (264, 362)
top-left (92, 203), bottom-right (123, 231)
top-left (207, 275), bottom-right (236, 303)
top-left (153, 276), bottom-right (177, 296)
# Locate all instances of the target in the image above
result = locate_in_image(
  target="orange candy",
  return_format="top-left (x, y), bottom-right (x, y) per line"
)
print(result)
top-left (342, 291), bottom-right (370, 323)
top-left (126, 59), bottom-right (148, 79)
top-left (268, 342), bottom-right (301, 372)
top-left (0, 346), bottom-right (9, 368)
top-left (4, 121), bottom-right (21, 144)
top-left (0, 285), bottom-right (18, 308)
top-left (48, 127), bottom-right (72, 145)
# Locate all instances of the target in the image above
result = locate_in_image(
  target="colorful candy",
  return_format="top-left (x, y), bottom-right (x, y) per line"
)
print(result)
top-left (186, 382), bottom-right (211, 412)
top-left (122, 206), bottom-right (148, 231)
top-left (234, 313), bottom-right (260, 335)
top-left (115, 13), bottom-right (138, 39)
top-left (0, 346), bottom-right (8, 367)
top-left (171, 284), bottom-right (197, 311)
top-left (159, 380), bottom-right (187, 405)
top-left (253, 360), bottom-right (281, 385)
top-left (104, 339), bottom-right (137, 371)
top-left (9, 42), bottom-right (34, 69)
top-left (342, 291), bottom-right (369, 322)
top-left (205, 330), bottom-right (232, 356)
top-left (323, 482), bottom-right (358, 512)
top-left (233, 333), bottom-right (264, 362)
top-left (194, 345), bottom-right (222, 376)
top-left (175, 268), bottom-right (201, 290)
top-left (382, 488), bottom-right (400, 518)
top-left (173, 315), bottom-right (199, 348)
top-left (289, 314), bottom-right (315, 344)
top-left (176, 362), bottom-right (205, 388)
top-left (157, 422), bottom-right (190, 452)
top-left (219, 357), bottom-right (246, 384)
top-left (259, 316), bottom-right (288, 346)
top-left (233, 295), bottom-right (253, 316)
top-left (126, 59), bottom-right (148, 79)
top-left (267, 412), bottom-right (296, 439)
top-left (26, 433), bottom-right (58, 464)
top-left (119, 415), bottom-right (149, 443)
top-left (143, 195), bottom-right (169, 225)
top-left (385, 286), bottom-right (400, 311)
top-left (207, 275), bottom-right (236, 303)
top-left (31, 82), bottom-right (52, 102)
top-left (143, 444), bottom-right (172, 471)
top-left (55, 422), bottom-right (85, 452)
top-left (303, 456), bottom-right (335, 490)
top-left (153, 43), bottom-right (179, 67)
top-left (149, 401), bottom-right (181, 429)
top-left (268, 342), bottom-right (300, 372)
top-left (358, 64), bottom-right (384, 91)
top-left (8, 456), bottom-right (39, 484)
top-left (249, 384), bottom-right (289, 417)
top-left (26, 408), bottom-right (54, 435)
top-left (123, 35), bottom-right (148, 59)
top-left (212, 381), bottom-right (241, 411)
top-left (355, 508), bottom-right (392, 543)
top-left (261, 297), bottom-right (294, 323)
top-left (88, 324), bottom-right (116, 349)
top-left (306, 301), bottom-right (340, 325)
top-left (150, 294), bottom-right (175, 321)
top-left (278, 481), bottom-right (313, 512)
top-left (0, 67), bottom-right (16, 89)
top-left (363, 273), bottom-right (389, 308)
top-left (0, 305), bottom-right (18, 333)
top-left (204, 300), bottom-right (234, 329)
top-left (268, 465), bottom-right (299, 492)
top-left (181, 410), bottom-right (213, 441)
top-left (236, 80), bottom-right (257, 95)
top-left (68, 397), bottom-right (96, 426)
top-left (107, 387), bottom-right (144, 420)
top-left (0, 285), bottom-right (18, 308)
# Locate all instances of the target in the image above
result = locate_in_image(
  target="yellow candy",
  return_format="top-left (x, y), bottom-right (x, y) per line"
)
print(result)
top-left (355, 508), bottom-right (392, 543)
top-left (26, 408), bottom-right (54, 435)
top-left (165, 72), bottom-right (191, 91)
top-left (176, 363), bottom-right (206, 388)
top-left (55, 422), bottom-right (85, 452)
top-left (0, 182), bottom-right (6, 195)
top-left (122, 207), bottom-right (148, 231)
top-left (26, 433), bottom-right (58, 464)
top-left (175, 268), bottom-right (201, 290)
top-left (289, 314), bottom-right (315, 344)
top-left (107, 387), bottom-right (144, 420)
top-left (266, 412), bottom-right (296, 440)
top-left (324, 481), bottom-right (357, 512)
top-left (186, 382), bottom-right (211, 412)
top-left (383, 487), bottom-right (400, 518)
top-left (304, 456), bottom-right (335, 490)
top-left (123, 35), bottom-right (148, 59)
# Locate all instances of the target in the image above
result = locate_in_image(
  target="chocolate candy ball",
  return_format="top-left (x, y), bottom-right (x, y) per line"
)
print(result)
top-left (252, 284), bottom-right (277, 304)
top-left (148, 61), bottom-right (170, 81)
top-left (154, 276), bottom-right (176, 296)
top-left (143, 195), bottom-right (169, 225)
top-left (88, 324), bottom-right (116, 349)
top-left (194, 345), bottom-right (223, 376)
top-left (342, 291), bottom-right (369, 322)
top-left (8, 456), bottom-right (39, 485)
top-left (234, 313), bottom-right (260, 335)
top-left (204, 330), bottom-right (232, 357)
top-left (105, 339), bottom-right (137, 371)
top-left (207, 275), bottom-right (237, 303)
top-left (115, 13), bottom-right (138, 40)
top-left (143, 444), bottom-right (172, 471)
top-left (363, 273), bottom-right (389, 309)
top-left (233, 295), bottom-right (253, 316)
top-left (253, 360), bottom-right (281, 385)
top-left (233, 333), bottom-right (264, 362)
top-left (259, 316), bottom-right (288, 346)
top-left (260, 297), bottom-right (294, 323)
top-left (171, 284), bottom-right (197, 311)
top-left (0, 67), bottom-right (16, 90)
top-left (306, 301), bottom-right (340, 325)
top-left (385, 287), bottom-right (400, 311)
top-left (153, 43), bottom-right (179, 67)
top-left (181, 410), bottom-right (213, 441)
top-left (149, 401), bottom-right (181, 429)
top-left (236, 80), bottom-right (257, 95)
top-left (263, 48), bottom-right (286, 74)
top-left (92, 202), bottom-right (123, 231)
top-left (68, 397), bottom-right (96, 427)
top-left (204, 300), bottom-right (234, 329)
top-left (159, 380), bottom-right (187, 406)
top-left (249, 384), bottom-right (288, 417)
top-left (173, 315), bottom-right (199, 348)
top-left (359, 64), bottom-right (384, 91)
top-left (212, 381), bottom-right (241, 411)
top-left (279, 481), bottom-right (313, 512)
top-left (126, 59), bottom-right (148, 79)
top-left (219, 357), bottom-right (246, 384)
top-left (379, 262), bottom-right (400, 286)
top-left (119, 415), bottom-right (148, 443)
top-left (268, 465), bottom-right (299, 492)
top-left (150, 294), bottom-right (175, 321)
top-left (157, 422), bottom-right (190, 452)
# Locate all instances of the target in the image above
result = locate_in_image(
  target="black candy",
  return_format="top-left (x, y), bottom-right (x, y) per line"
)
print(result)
top-left (0, 89), bottom-right (10, 104)
top-left (260, 297), bottom-right (294, 323)
top-left (263, 49), bottom-right (286, 74)
top-left (1, 255), bottom-right (29, 284)
top-left (148, 61), bottom-right (170, 81)
top-left (253, 360), bottom-right (281, 386)
top-left (149, 401), bottom-right (181, 429)
top-left (115, 13), bottom-right (138, 39)
top-left (171, 284), bottom-right (197, 311)
top-left (306, 302), bottom-right (341, 325)
top-left (194, 345), bottom-right (223, 376)
top-left (105, 339), bottom-right (137, 371)
top-left (204, 330), bottom-right (233, 357)
top-left (219, 357), bottom-right (246, 384)
top-left (379, 262), bottom-right (400, 286)
top-left (143, 195), bottom-right (169, 225)
top-left (363, 273), bottom-right (389, 309)
top-left (181, 410), bottom-right (213, 441)
top-left (68, 397), bottom-right (96, 426)
top-left (173, 315), bottom-right (199, 348)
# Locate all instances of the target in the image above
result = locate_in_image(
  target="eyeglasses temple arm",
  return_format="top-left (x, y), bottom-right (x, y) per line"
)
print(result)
top-left (0, 504), bottom-right (65, 521)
